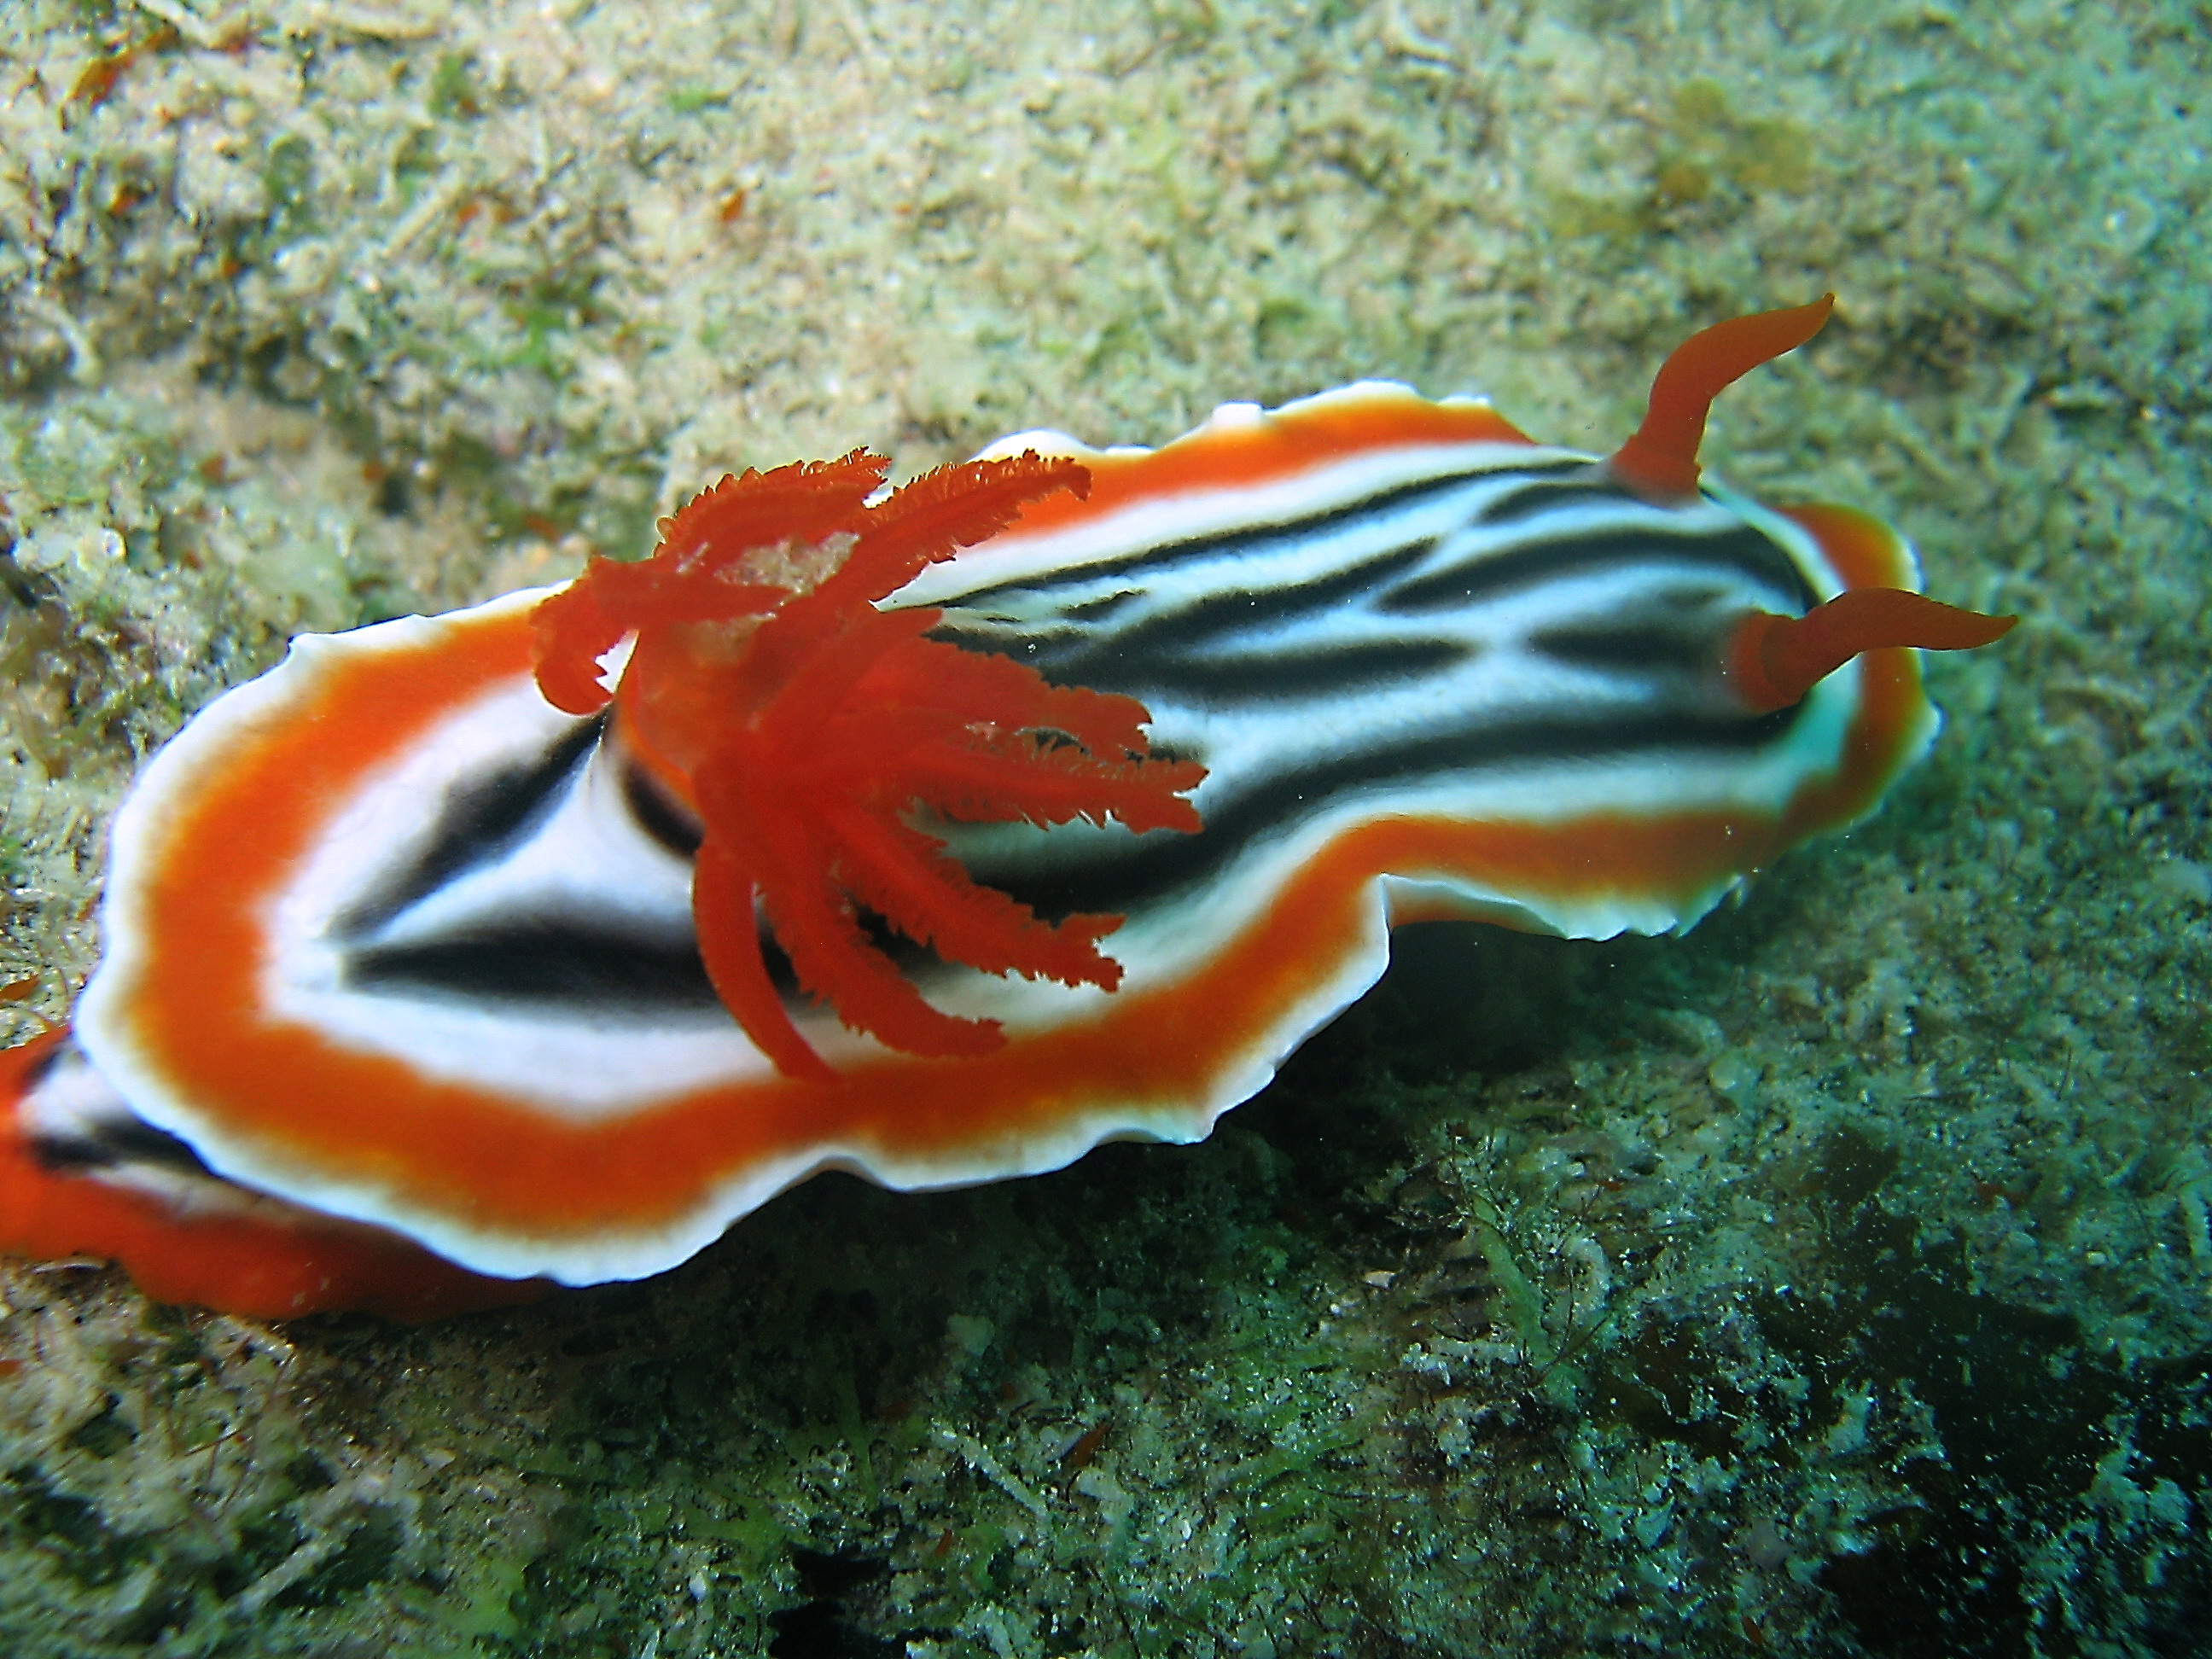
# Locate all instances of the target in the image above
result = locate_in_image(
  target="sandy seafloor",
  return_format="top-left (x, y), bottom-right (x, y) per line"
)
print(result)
top-left (0, 1), bottom-right (2208, 1653)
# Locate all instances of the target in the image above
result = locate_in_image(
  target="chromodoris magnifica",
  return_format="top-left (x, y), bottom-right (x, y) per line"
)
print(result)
top-left (0, 298), bottom-right (2014, 1320)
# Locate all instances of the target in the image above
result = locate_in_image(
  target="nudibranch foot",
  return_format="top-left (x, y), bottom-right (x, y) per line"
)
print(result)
top-left (0, 297), bottom-right (2019, 1318)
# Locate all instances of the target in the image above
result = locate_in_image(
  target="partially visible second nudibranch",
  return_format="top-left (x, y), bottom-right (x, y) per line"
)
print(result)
top-left (0, 297), bottom-right (2013, 1318)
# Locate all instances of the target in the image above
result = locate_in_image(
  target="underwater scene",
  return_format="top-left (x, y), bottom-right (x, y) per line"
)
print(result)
top-left (0, 1), bottom-right (2206, 1654)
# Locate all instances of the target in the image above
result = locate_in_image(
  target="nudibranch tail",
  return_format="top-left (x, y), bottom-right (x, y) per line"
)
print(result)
top-left (1610, 294), bottom-right (1837, 502)
top-left (1726, 588), bottom-right (2019, 714)
top-left (530, 451), bottom-right (1207, 1080)
top-left (0, 1033), bottom-right (546, 1322)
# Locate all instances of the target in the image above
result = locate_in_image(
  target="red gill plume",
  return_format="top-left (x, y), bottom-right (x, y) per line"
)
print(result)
top-left (531, 451), bottom-right (1207, 1081)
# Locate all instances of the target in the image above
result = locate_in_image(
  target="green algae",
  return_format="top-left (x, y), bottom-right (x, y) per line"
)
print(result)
top-left (1548, 76), bottom-right (1818, 240)
top-left (1, 0), bottom-right (2209, 1654)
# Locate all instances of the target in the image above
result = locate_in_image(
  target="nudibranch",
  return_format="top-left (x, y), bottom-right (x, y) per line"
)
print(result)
top-left (0, 298), bottom-right (2012, 1319)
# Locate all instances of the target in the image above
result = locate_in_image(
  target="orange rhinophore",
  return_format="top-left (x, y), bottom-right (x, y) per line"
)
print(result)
top-left (1, 296), bottom-right (2017, 1318)
top-left (1726, 588), bottom-right (2018, 715)
top-left (1609, 295), bottom-right (1837, 502)
top-left (1606, 294), bottom-right (2015, 708)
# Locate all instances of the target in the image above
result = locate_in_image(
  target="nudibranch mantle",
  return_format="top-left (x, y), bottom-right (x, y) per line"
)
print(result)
top-left (2, 300), bottom-right (2014, 1317)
